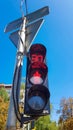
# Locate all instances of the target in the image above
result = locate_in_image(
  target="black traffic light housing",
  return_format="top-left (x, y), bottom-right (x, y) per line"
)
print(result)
top-left (24, 43), bottom-right (50, 116)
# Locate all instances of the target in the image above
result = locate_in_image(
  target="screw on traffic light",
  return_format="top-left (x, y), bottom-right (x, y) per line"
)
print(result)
top-left (24, 43), bottom-right (50, 116)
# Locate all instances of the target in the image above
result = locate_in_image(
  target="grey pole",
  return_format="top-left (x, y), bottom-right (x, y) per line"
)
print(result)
top-left (5, 18), bottom-right (26, 130)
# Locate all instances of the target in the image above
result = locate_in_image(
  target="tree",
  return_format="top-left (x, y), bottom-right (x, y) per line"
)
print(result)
top-left (58, 97), bottom-right (73, 130)
top-left (63, 117), bottom-right (73, 130)
top-left (35, 115), bottom-right (58, 130)
top-left (58, 98), bottom-right (73, 121)
top-left (0, 87), bottom-right (9, 101)
top-left (0, 88), bottom-right (9, 130)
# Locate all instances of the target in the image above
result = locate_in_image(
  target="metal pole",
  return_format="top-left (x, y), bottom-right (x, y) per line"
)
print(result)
top-left (5, 18), bottom-right (26, 130)
top-left (27, 123), bottom-right (30, 130)
top-left (5, 94), bottom-right (16, 130)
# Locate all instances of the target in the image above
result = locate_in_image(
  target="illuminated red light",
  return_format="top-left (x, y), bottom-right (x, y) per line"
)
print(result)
top-left (30, 71), bottom-right (43, 85)
top-left (28, 62), bottom-right (48, 85)
top-left (33, 71), bottom-right (41, 77)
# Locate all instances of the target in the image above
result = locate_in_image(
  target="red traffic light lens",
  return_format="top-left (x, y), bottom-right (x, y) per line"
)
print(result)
top-left (29, 44), bottom-right (46, 60)
top-left (29, 71), bottom-right (43, 85)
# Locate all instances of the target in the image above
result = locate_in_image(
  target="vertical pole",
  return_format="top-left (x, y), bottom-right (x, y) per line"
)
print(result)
top-left (27, 123), bottom-right (30, 130)
top-left (31, 121), bottom-right (35, 130)
top-left (5, 94), bottom-right (17, 130)
top-left (5, 18), bottom-right (26, 130)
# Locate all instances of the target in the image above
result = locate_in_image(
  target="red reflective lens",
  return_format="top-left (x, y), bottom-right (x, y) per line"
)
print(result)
top-left (31, 54), bottom-right (44, 63)
top-left (29, 44), bottom-right (46, 61)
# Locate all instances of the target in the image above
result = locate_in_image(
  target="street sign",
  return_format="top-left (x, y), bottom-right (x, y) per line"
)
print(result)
top-left (4, 6), bottom-right (49, 33)
top-left (9, 19), bottom-right (44, 51)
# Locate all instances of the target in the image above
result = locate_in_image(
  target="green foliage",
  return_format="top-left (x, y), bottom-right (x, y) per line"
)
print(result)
top-left (20, 83), bottom-right (25, 89)
top-left (0, 88), bottom-right (9, 130)
top-left (20, 83), bottom-right (25, 99)
top-left (0, 88), bottom-right (9, 102)
top-left (35, 115), bottom-right (58, 130)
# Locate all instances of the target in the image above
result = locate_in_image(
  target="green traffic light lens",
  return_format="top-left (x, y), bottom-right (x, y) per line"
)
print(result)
top-left (27, 85), bottom-right (50, 113)
top-left (28, 95), bottom-right (45, 111)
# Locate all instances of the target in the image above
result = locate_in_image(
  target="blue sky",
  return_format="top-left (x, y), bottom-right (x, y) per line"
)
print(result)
top-left (0, 0), bottom-right (73, 122)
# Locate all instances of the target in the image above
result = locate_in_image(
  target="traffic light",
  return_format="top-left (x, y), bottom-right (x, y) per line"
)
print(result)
top-left (24, 43), bottom-right (50, 116)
